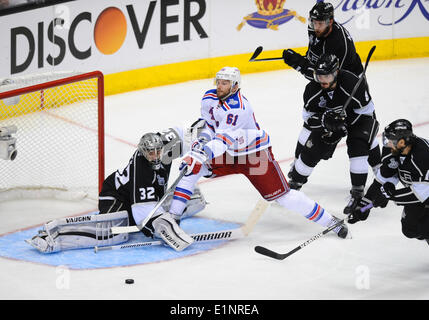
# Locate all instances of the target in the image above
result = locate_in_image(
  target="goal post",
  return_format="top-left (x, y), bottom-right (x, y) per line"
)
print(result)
top-left (0, 71), bottom-right (104, 201)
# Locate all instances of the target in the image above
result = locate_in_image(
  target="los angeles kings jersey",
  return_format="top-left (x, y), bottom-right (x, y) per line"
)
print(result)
top-left (302, 21), bottom-right (364, 81)
top-left (302, 70), bottom-right (374, 131)
top-left (99, 128), bottom-right (182, 207)
top-left (375, 137), bottom-right (429, 205)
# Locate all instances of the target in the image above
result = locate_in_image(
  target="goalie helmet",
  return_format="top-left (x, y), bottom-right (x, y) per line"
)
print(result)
top-left (215, 67), bottom-right (241, 89)
top-left (382, 119), bottom-right (415, 148)
top-left (138, 132), bottom-right (164, 170)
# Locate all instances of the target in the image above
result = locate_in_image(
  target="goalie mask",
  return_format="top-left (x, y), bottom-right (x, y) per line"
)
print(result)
top-left (138, 133), bottom-right (164, 170)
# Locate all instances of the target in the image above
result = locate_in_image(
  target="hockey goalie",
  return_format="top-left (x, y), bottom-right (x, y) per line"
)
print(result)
top-left (25, 125), bottom-right (207, 253)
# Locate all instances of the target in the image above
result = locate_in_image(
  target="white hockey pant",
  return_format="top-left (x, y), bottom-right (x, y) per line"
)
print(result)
top-left (275, 189), bottom-right (334, 227)
top-left (162, 186), bottom-right (207, 219)
top-left (169, 166), bottom-right (210, 216)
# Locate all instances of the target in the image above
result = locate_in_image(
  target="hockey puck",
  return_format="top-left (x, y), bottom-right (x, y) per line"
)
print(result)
top-left (125, 279), bottom-right (134, 284)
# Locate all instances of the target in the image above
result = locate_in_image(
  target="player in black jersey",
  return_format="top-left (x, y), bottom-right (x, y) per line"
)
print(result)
top-left (282, 2), bottom-right (363, 80)
top-left (283, 2), bottom-right (381, 203)
top-left (348, 119), bottom-right (429, 244)
top-left (287, 53), bottom-right (380, 215)
top-left (99, 127), bottom-right (206, 238)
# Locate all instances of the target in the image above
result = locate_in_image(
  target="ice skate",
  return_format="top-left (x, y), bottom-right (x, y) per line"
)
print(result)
top-left (329, 216), bottom-right (349, 239)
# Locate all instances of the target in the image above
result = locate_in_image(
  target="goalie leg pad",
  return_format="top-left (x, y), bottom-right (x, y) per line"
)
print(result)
top-left (152, 213), bottom-right (194, 251)
top-left (26, 211), bottom-right (129, 253)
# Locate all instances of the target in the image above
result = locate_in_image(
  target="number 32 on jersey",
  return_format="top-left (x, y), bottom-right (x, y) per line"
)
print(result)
top-left (139, 187), bottom-right (155, 200)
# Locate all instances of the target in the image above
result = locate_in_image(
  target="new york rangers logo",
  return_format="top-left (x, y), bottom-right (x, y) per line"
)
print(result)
top-left (237, 0), bottom-right (306, 31)
top-left (227, 98), bottom-right (239, 106)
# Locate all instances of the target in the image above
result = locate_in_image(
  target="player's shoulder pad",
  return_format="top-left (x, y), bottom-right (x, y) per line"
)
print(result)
top-left (304, 81), bottom-right (322, 102)
top-left (202, 89), bottom-right (218, 101)
top-left (338, 70), bottom-right (361, 91)
top-left (412, 137), bottom-right (429, 173)
top-left (219, 91), bottom-right (246, 112)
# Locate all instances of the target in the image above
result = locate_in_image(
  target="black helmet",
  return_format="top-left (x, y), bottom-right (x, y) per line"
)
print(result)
top-left (383, 119), bottom-right (415, 147)
top-left (309, 2), bottom-right (334, 21)
top-left (314, 53), bottom-right (339, 75)
top-left (313, 54), bottom-right (339, 89)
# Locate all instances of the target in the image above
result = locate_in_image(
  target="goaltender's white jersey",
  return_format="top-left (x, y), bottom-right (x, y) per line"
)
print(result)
top-left (198, 89), bottom-right (271, 158)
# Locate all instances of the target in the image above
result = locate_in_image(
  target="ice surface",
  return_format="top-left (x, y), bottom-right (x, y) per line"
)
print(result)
top-left (0, 58), bottom-right (428, 300)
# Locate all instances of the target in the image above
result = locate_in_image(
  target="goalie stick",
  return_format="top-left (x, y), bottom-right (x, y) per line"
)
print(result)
top-left (110, 168), bottom-right (187, 235)
top-left (254, 203), bottom-right (373, 260)
top-left (95, 199), bottom-right (269, 252)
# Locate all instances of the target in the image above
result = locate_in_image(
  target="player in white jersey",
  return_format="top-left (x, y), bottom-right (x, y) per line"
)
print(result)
top-left (166, 66), bottom-right (349, 244)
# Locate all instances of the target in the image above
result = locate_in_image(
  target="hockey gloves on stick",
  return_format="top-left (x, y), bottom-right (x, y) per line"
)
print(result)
top-left (180, 138), bottom-right (208, 176)
top-left (321, 109), bottom-right (347, 136)
top-left (366, 180), bottom-right (390, 208)
top-left (348, 197), bottom-right (372, 224)
top-left (321, 131), bottom-right (343, 145)
top-left (380, 182), bottom-right (396, 199)
top-left (348, 180), bottom-right (391, 224)
top-left (283, 49), bottom-right (308, 72)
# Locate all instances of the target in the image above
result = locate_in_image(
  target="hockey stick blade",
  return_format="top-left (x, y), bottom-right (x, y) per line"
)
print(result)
top-left (249, 46), bottom-right (283, 62)
top-left (254, 246), bottom-right (288, 260)
top-left (255, 203), bottom-right (374, 260)
top-left (249, 46), bottom-right (263, 61)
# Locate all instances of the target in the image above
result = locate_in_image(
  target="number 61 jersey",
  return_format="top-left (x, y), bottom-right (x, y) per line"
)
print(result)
top-left (99, 128), bottom-right (182, 208)
top-left (199, 89), bottom-right (271, 159)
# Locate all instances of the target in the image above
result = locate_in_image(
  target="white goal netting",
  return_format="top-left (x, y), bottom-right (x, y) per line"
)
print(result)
top-left (0, 71), bottom-right (104, 201)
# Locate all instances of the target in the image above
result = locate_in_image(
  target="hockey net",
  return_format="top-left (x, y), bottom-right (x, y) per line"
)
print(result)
top-left (0, 71), bottom-right (104, 201)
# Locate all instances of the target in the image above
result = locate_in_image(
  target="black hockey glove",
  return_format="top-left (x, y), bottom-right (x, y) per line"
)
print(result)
top-left (282, 49), bottom-right (308, 72)
top-left (321, 131), bottom-right (343, 145)
top-left (321, 109), bottom-right (347, 136)
top-left (366, 180), bottom-right (389, 208)
top-left (380, 182), bottom-right (396, 199)
top-left (348, 197), bottom-right (372, 224)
